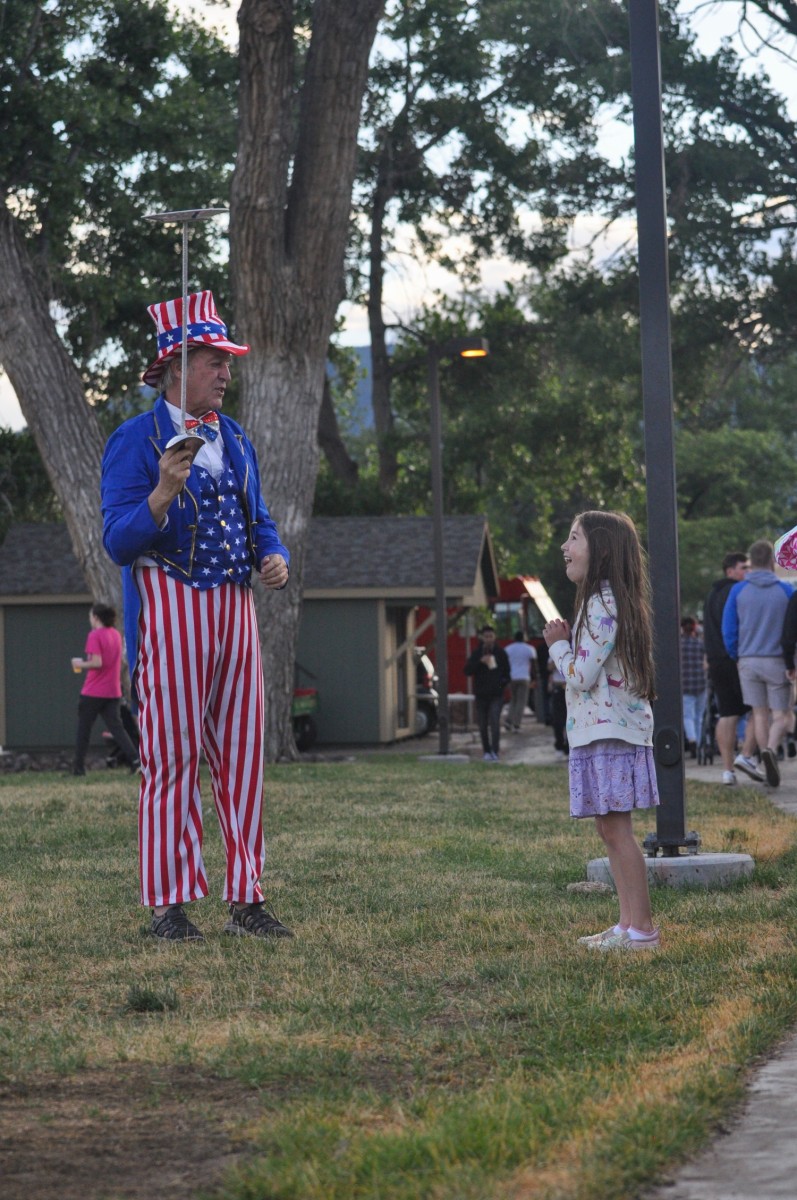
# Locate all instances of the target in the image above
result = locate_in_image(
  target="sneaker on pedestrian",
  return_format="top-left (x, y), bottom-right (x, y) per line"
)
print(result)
top-left (761, 747), bottom-right (781, 788)
top-left (150, 904), bottom-right (204, 942)
top-left (733, 753), bottom-right (764, 782)
top-left (722, 770), bottom-right (737, 786)
top-left (593, 928), bottom-right (660, 952)
top-left (223, 902), bottom-right (294, 939)
top-left (788, 737), bottom-right (797, 760)
top-left (483, 751), bottom-right (494, 762)
top-left (625, 928), bottom-right (661, 951)
top-left (578, 925), bottom-right (624, 946)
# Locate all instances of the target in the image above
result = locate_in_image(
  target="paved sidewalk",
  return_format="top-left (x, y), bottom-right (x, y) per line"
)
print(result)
top-left (483, 717), bottom-right (797, 1200)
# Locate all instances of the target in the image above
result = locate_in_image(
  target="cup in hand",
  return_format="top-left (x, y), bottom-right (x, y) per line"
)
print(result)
top-left (71, 657), bottom-right (82, 674)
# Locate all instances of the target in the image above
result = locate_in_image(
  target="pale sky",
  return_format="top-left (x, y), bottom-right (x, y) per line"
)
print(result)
top-left (1, 0), bottom-right (794, 430)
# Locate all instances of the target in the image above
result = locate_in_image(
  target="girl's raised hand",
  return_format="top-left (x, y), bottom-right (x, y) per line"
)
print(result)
top-left (543, 618), bottom-right (571, 647)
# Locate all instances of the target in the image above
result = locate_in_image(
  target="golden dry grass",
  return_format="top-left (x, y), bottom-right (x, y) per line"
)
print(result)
top-left (1, 761), bottom-right (796, 1199)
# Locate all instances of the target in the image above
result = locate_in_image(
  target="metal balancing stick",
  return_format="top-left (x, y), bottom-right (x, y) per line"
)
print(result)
top-left (143, 207), bottom-right (228, 503)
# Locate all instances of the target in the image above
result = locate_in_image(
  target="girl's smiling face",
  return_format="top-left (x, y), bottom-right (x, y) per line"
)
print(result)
top-left (561, 521), bottom-right (589, 584)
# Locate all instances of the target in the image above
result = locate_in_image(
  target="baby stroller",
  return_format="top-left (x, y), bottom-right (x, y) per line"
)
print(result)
top-left (697, 688), bottom-right (718, 766)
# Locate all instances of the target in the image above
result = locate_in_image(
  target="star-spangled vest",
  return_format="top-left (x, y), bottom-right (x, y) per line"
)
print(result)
top-left (158, 466), bottom-right (253, 589)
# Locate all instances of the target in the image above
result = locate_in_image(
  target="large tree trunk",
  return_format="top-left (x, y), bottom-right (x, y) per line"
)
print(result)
top-left (318, 373), bottom-right (359, 487)
top-left (0, 208), bottom-right (122, 610)
top-left (232, 0), bottom-right (384, 760)
top-left (368, 165), bottom-right (399, 492)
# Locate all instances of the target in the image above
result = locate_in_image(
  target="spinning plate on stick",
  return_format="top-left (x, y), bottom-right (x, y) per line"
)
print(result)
top-left (143, 207), bottom-right (229, 492)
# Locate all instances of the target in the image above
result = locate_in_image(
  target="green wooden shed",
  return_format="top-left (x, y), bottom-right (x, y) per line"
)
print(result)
top-left (297, 515), bottom-right (498, 744)
top-left (0, 522), bottom-right (95, 751)
top-left (0, 516), bottom-right (498, 749)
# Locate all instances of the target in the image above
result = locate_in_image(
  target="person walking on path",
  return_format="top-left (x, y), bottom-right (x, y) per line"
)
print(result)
top-left (69, 603), bottom-right (140, 777)
top-left (703, 551), bottom-right (759, 786)
top-left (779, 590), bottom-right (797, 749)
top-left (722, 539), bottom-right (793, 788)
top-left (464, 625), bottom-right (510, 761)
top-left (503, 630), bottom-right (537, 732)
top-left (680, 616), bottom-right (707, 758)
top-left (543, 510), bottom-right (660, 952)
top-left (548, 658), bottom-right (569, 759)
top-left (102, 289), bottom-right (293, 944)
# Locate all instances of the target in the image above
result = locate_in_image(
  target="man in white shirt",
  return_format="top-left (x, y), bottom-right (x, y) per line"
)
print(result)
top-left (503, 630), bottom-right (537, 732)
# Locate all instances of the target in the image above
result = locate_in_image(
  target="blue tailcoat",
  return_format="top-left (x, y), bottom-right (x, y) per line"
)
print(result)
top-left (101, 395), bottom-right (289, 683)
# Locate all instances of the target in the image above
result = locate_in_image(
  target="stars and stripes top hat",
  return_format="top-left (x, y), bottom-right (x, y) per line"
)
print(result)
top-left (142, 290), bottom-right (249, 387)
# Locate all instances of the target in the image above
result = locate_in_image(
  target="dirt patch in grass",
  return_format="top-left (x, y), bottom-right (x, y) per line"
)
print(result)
top-left (0, 1064), bottom-right (255, 1199)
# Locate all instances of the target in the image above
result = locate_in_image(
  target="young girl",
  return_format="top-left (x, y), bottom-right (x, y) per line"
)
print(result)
top-left (543, 511), bottom-right (660, 951)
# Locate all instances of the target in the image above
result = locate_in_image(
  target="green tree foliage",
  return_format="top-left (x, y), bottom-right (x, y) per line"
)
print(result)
top-left (0, 0), bottom-right (237, 407)
top-left (316, 268), bottom-right (797, 617)
top-left (0, 427), bottom-right (62, 542)
top-left (354, 0), bottom-right (630, 488)
top-left (338, 0), bottom-right (797, 508)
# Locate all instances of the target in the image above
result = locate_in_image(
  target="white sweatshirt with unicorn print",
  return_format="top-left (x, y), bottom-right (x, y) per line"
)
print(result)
top-left (548, 584), bottom-right (655, 749)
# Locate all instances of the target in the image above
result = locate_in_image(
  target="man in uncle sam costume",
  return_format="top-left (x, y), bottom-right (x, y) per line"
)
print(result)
top-left (101, 290), bottom-right (293, 943)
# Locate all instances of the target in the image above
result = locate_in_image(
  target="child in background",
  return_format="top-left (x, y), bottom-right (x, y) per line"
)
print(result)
top-left (543, 511), bottom-right (660, 951)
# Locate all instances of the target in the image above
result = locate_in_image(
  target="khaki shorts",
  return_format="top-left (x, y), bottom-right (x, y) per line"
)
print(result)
top-left (737, 656), bottom-right (791, 711)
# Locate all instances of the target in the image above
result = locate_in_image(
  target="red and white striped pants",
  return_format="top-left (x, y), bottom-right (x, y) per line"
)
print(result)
top-left (135, 568), bottom-right (266, 907)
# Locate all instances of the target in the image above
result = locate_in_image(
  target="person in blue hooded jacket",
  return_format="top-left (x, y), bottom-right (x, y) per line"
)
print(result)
top-left (722, 539), bottom-right (793, 788)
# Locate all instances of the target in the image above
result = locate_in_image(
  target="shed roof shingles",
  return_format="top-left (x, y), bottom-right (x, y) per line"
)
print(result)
top-left (305, 515), bottom-right (490, 591)
top-left (0, 523), bottom-right (90, 596)
top-left (0, 516), bottom-right (494, 597)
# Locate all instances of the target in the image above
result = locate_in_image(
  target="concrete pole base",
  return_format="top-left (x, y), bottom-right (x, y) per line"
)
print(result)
top-left (587, 852), bottom-right (755, 890)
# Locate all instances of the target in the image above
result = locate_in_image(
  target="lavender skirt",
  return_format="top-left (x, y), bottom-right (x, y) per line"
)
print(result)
top-left (568, 739), bottom-right (660, 819)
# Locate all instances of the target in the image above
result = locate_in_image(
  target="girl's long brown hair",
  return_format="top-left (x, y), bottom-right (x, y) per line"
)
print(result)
top-left (571, 510), bottom-right (656, 701)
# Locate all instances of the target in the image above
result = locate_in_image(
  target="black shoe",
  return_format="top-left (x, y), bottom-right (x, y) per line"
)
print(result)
top-left (129, 758), bottom-right (142, 774)
top-left (761, 747), bottom-right (781, 788)
top-left (788, 738), bottom-right (797, 760)
top-left (223, 902), bottom-right (294, 939)
top-left (150, 905), bottom-right (205, 942)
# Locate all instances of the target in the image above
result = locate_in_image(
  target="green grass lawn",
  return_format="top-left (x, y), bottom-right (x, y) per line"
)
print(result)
top-left (1, 758), bottom-right (797, 1199)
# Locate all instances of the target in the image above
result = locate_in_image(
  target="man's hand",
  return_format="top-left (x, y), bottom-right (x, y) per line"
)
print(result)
top-left (259, 554), bottom-right (289, 590)
top-left (147, 444), bottom-right (197, 525)
top-left (159, 444), bottom-right (195, 495)
top-left (543, 618), bottom-right (571, 648)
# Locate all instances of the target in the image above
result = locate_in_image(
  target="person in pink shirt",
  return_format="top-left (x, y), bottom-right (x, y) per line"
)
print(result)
top-left (70, 603), bottom-right (139, 776)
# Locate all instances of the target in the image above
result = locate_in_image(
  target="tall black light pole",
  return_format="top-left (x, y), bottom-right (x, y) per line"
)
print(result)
top-left (427, 336), bottom-right (489, 756)
top-left (629, 0), bottom-right (696, 854)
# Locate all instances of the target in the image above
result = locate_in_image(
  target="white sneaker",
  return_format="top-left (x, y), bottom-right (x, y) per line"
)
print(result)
top-left (733, 754), bottom-right (764, 782)
top-left (578, 925), bottom-right (622, 946)
top-left (722, 770), bottom-right (737, 786)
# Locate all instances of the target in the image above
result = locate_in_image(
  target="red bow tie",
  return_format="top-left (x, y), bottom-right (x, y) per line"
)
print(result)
top-left (184, 411), bottom-right (220, 441)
